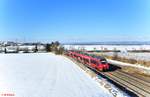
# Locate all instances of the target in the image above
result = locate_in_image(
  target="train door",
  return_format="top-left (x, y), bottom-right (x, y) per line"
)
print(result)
top-left (83, 57), bottom-right (90, 66)
top-left (90, 59), bottom-right (98, 68)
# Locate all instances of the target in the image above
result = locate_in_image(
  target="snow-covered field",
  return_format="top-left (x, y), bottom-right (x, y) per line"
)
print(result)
top-left (64, 44), bottom-right (150, 51)
top-left (0, 53), bottom-right (113, 97)
top-left (100, 52), bottom-right (150, 61)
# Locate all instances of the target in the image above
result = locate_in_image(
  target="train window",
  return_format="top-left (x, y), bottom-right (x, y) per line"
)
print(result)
top-left (86, 59), bottom-right (89, 63)
top-left (83, 58), bottom-right (89, 63)
top-left (101, 61), bottom-right (107, 64)
top-left (91, 60), bottom-right (98, 65)
top-left (101, 58), bottom-right (106, 61)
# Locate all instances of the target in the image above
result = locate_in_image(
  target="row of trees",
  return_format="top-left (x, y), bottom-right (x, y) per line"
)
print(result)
top-left (45, 41), bottom-right (64, 55)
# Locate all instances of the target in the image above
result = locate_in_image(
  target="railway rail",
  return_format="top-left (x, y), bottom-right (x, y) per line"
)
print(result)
top-left (101, 70), bottom-right (150, 97)
top-left (92, 65), bottom-right (150, 97)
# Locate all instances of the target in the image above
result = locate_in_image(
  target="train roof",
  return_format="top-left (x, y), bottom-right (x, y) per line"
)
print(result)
top-left (85, 54), bottom-right (106, 60)
top-left (69, 51), bottom-right (106, 61)
top-left (95, 56), bottom-right (106, 61)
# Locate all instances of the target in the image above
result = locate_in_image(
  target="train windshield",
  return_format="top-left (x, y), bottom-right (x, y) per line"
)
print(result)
top-left (101, 60), bottom-right (107, 64)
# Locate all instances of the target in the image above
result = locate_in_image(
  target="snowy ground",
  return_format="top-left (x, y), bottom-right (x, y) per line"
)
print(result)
top-left (100, 52), bottom-right (150, 61)
top-left (64, 44), bottom-right (150, 51)
top-left (0, 53), bottom-right (113, 97)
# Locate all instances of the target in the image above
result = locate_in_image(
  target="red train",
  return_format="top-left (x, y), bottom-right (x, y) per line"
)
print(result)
top-left (66, 51), bottom-right (109, 71)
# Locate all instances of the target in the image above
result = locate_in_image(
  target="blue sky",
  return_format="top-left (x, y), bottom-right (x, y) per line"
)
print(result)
top-left (0, 0), bottom-right (150, 43)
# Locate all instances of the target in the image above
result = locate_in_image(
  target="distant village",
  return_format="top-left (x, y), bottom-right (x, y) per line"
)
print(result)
top-left (0, 41), bottom-right (65, 54)
top-left (0, 41), bottom-right (46, 53)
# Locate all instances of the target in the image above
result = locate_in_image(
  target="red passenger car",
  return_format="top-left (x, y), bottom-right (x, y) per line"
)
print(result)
top-left (66, 51), bottom-right (109, 71)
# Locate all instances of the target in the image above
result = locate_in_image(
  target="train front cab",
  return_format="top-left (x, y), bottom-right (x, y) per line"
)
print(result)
top-left (94, 61), bottom-right (109, 71)
top-left (99, 61), bottom-right (109, 71)
top-left (95, 56), bottom-right (109, 71)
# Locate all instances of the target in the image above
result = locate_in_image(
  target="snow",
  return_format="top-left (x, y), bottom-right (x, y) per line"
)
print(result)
top-left (0, 53), bottom-right (113, 97)
top-left (19, 45), bottom-right (35, 50)
top-left (64, 44), bottom-right (150, 51)
top-left (108, 59), bottom-right (150, 73)
top-left (101, 52), bottom-right (150, 61)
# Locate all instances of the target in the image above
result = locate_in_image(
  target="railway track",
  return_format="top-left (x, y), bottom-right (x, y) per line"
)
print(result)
top-left (115, 70), bottom-right (150, 87)
top-left (101, 70), bottom-right (150, 97)
top-left (91, 64), bottom-right (150, 97)
top-left (119, 71), bottom-right (150, 84)
top-left (93, 66), bottom-right (149, 96)
top-left (87, 52), bottom-right (150, 96)
top-left (66, 55), bottom-right (150, 97)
